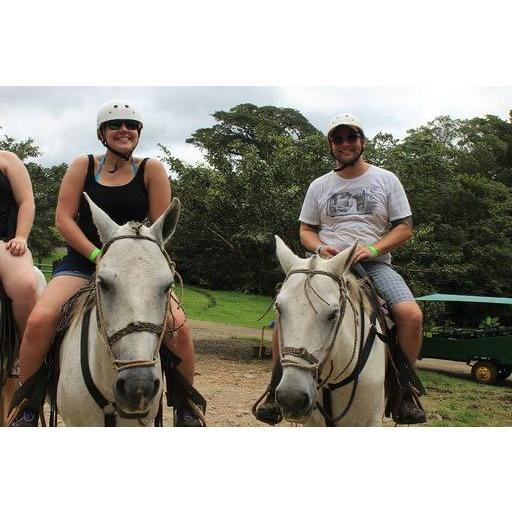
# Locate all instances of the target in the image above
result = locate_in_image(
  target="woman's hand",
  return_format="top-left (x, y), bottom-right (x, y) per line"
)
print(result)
top-left (5, 236), bottom-right (28, 256)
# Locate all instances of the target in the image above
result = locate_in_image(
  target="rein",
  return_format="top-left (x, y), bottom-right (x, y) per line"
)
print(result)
top-left (279, 267), bottom-right (379, 426)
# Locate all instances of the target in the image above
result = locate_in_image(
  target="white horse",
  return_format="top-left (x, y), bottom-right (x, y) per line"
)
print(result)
top-left (274, 236), bottom-right (386, 426)
top-left (0, 267), bottom-right (46, 426)
top-left (56, 195), bottom-right (180, 426)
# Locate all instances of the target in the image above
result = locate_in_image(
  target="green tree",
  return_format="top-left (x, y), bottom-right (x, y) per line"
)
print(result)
top-left (162, 104), bottom-right (330, 293)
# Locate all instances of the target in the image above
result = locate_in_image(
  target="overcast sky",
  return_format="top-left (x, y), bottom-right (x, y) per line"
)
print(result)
top-left (1, 86), bottom-right (510, 169)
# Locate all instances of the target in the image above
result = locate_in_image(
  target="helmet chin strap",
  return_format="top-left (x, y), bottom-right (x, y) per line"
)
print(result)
top-left (99, 127), bottom-right (141, 171)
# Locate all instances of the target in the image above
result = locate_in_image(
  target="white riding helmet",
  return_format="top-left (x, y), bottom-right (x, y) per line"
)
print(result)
top-left (327, 113), bottom-right (364, 138)
top-left (96, 99), bottom-right (144, 129)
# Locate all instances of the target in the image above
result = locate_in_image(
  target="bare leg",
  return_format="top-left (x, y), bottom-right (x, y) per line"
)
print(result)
top-left (391, 300), bottom-right (423, 365)
top-left (18, 275), bottom-right (89, 383)
top-left (0, 244), bottom-right (38, 338)
top-left (164, 296), bottom-right (195, 385)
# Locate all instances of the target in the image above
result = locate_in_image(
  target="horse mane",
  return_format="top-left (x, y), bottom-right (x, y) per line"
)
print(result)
top-left (310, 254), bottom-right (373, 316)
top-left (57, 279), bottom-right (96, 335)
top-left (345, 273), bottom-right (374, 317)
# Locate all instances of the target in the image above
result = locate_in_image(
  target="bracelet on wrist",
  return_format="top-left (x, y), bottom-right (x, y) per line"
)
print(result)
top-left (367, 244), bottom-right (380, 257)
top-left (315, 243), bottom-right (327, 255)
top-left (88, 247), bottom-right (101, 263)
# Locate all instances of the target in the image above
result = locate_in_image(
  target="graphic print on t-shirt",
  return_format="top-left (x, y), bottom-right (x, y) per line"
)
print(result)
top-left (326, 187), bottom-right (379, 217)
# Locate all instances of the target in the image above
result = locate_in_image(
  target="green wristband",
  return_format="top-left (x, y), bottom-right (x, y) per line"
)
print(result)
top-left (88, 247), bottom-right (101, 263)
top-left (367, 245), bottom-right (380, 257)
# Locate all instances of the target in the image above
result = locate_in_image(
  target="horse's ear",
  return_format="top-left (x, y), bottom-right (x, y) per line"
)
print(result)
top-left (150, 198), bottom-right (181, 245)
top-left (326, 240), bottom-right (359, 276)
top-left (83, 193), bottom-right (120, 244)
top-left (275, 235), bottom-right (301, 274)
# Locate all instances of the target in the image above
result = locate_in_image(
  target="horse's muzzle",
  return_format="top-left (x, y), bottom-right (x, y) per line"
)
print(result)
top-left (275, 372), bottom-right (316, 423)
top-left (113, 367), bottom-right (160, 412)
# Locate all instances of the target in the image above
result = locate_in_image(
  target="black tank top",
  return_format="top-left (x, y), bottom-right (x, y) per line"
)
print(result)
top-left (0, 171), bottom-right (18, 241)
top-left (70, 154), bottom-right (150, 254)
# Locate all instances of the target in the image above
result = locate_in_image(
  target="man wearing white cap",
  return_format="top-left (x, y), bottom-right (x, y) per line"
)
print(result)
top-left (254, 114), bottom-right (425, 425)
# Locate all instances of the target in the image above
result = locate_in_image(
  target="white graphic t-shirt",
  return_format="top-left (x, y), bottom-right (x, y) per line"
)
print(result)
top-left (299, 165), bottom-right (412, 264)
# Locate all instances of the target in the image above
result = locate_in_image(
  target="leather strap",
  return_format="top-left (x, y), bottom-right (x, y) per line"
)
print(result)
top-left (80, 308), bottom-right (117, 426)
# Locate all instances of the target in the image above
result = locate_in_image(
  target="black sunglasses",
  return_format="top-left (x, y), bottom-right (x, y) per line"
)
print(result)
top-left (105, 119), bottom-right (141, 131)
top-left (330, 133), bottom-right (360, 145)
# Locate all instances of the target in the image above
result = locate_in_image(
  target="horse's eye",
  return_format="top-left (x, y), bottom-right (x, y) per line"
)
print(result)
top-left (327, 309), bottom-right (338, 322)
top-left (97, 277), bottom-right (111, 292)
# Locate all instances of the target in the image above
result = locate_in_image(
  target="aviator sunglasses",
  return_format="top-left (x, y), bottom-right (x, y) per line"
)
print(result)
top-left (105, 119), bottom-right (141, 131)
top-left (330, 132), bottom-right (360, 145)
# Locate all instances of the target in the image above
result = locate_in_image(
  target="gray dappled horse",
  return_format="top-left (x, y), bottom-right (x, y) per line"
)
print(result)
top-left (274, 236), bottom-right (386, 426)
top-left (56, 194), bottom-right (180, 426)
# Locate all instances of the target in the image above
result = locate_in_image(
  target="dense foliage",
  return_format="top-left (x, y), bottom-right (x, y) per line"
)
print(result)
top-left (162, 105), bottom-right (512, 325)
top-left (3, 105), bottom-right (512, 326)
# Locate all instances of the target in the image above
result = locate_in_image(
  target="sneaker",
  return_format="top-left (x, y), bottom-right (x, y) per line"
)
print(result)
top-left (255, 394), bottom-right (283, 426)
top-left (395, 393), bottom-right (426, 425)
top-left (174, 406), bottom-right (203, 427)
top-left (9, 408), bottom-right (39, 427)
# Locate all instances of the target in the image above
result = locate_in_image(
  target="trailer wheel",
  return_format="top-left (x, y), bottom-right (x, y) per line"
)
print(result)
top-left (471, 361), bottom-right (498, 384)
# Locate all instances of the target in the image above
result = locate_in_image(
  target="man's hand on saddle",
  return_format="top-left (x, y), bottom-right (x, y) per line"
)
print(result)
top-left (5, 236), bottom-right (28, 256)
top-left (353, 246), bottom-right (373, 263)
top-left (317, 245), bottom-right (340, 259)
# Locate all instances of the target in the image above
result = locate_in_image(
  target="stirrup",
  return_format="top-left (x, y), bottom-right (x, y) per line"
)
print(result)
top-left (252, 390), bottom-right (283, 426)
top-left (252, 362), bottom-right (284, 426)
top-left (385, 387), bottom-right (426, 425)
top-left (7, 398), bottom-right (39, 427)
top-left (173, 399), bottom-right (206, 427)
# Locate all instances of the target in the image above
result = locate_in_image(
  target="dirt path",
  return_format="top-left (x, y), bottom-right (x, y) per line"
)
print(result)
top-left (43, 321), bottom-right (510, 427)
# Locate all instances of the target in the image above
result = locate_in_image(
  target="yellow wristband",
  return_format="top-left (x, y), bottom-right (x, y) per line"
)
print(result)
top-left (88, 247), bottom-right (101, 263)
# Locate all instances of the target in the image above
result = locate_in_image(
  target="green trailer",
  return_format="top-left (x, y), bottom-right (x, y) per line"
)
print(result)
top-left (417, 294), bottom-right (512, 384)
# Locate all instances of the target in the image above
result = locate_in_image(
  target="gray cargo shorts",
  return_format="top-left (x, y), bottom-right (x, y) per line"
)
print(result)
top-left (361, 261), bottom-right (414, 309)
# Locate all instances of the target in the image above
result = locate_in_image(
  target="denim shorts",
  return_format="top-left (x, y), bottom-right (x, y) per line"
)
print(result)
top-left (361, 261), bottom-right (414, 308)
top-left (53, 251), bottom-right (95, 280)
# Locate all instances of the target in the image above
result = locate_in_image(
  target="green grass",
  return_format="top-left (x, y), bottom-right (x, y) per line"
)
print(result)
top-left (419, 369), bottom-right (512, 426)
top-left (34, 251), bottom-right (275, 330)
top-left (179, 285), bottom-right (275, 329)
top-left (34, 249), bottom-right (66, 280)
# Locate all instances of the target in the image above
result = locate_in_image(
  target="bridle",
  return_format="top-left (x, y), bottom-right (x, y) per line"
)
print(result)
top-left (279, 269), bottom-right (354, 380)
top-left (278, 265), bottom-right (380, 425)
top-left (95, 233), bottom-right (175, 372)
top-left (80, 232), bottom-right (176, 426)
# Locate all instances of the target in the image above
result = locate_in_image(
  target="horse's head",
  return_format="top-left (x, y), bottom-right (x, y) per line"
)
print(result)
top-left (274, 236), bottom-right (358, 423)
top-left (85, 193), bottom-right (180, 414)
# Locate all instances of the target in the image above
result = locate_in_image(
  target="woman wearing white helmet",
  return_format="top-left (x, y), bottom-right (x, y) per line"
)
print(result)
top-left (9, 99), bottom-right (201, 426)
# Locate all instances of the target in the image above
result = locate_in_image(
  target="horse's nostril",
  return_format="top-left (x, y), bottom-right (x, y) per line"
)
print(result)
top-left (152, 378), bottom-right (160, 399)
top-left (115, 377), bottom-right (127, 398)
top-left (277, 388), bottom-right (310, 414)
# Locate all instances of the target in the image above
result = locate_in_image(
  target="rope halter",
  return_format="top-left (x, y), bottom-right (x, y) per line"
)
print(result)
top-left (94, 232), bottom-right (176, 372)
top-left (278, 268), bottom-right (357, 382)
